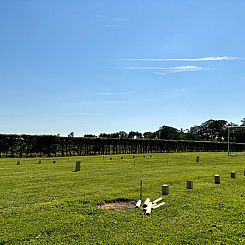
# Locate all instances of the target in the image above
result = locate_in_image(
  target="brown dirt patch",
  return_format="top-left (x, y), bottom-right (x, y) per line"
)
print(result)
top-left (98, 202), bottom-right (135, 211)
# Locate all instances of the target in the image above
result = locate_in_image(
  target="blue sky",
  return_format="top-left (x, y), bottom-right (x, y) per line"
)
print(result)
top-left (1, 0), bottom-right (245, 136)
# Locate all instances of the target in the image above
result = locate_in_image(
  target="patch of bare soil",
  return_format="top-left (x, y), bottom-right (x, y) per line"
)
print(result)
top-left (98, 202), bottom-right (135, 211)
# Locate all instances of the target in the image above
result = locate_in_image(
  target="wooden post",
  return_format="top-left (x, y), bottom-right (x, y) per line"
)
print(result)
top-left (38, 160), bottom-right (41, 164)
top-left (187, 180), bottom-right (193, 189)
top-left (16, 161), bottom-right (20, 165)
top-left (214, 175), bottom-right (220, 184)
top-left (75, 160), bottom-right (81, 172)
top-left (162, 184), bottom-right (169, 195)
top-left (231, 171), bottom-right (236, 179)
top-left (140, 179), bottom-right (143, 200)
top-left (196, 156), bottom-right (200, 163)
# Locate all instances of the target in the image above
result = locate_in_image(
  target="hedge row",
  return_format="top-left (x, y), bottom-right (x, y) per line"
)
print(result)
top-left (0, 134), bottom-right (245, 158)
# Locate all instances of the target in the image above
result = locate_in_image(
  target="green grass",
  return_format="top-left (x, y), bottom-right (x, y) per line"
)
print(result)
top-left (0, 153), bottom-right (244, 244)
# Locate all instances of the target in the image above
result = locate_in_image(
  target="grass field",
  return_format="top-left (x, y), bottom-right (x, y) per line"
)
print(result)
top-left (0, 152), bottom-right (244, 244)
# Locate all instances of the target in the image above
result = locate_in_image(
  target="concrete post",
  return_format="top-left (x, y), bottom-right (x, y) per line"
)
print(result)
top-left (214, 175), bottom-right (220, 184)
top-left (162, 184), bottom-right (169, 195)
top-left (75, 160), bottom-right (81, 172)
top-left (231, 171), bottom-right (236, 178)
top-left (187, 180), bottom-right (193, 189)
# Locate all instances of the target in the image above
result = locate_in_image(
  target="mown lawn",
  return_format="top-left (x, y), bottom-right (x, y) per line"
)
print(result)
top-left (0, 152), bottom-right (244, 244)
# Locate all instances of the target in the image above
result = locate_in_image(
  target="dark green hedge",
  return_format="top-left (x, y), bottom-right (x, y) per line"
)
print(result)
top-left (0, 134), bottom-right (244, 158)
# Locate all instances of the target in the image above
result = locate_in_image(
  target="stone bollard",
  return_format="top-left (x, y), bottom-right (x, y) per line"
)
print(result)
top-left (231, 171), bottom-right (236, 179)
top-left (196, 156), bottom-right (200, 163)
top-left (162, 184), bottom-right (169, 195)
top-left (187, 180), bottom-right (193, 189)
top-left (214, 175), bottom-right (220, 184)
top-left (75, 161), bottom-right (81, 172)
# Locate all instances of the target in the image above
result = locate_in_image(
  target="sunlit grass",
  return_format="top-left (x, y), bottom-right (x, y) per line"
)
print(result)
top-left (0, 152), bottom-right (244, 244)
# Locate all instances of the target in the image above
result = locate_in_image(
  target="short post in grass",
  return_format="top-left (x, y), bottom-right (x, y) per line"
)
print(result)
top-left (53, 160), bottom-right (56, 163)
top-left (38, 160), bottom-right (41, 164)
top-left (214, 175), bottom-right (220, 184)
top-left (16, 161), bottom-right (20, 165)
top-left (75, 160), bottom-right (81, 172)
top-left (162, 184), bottom-right (169, 195)
top-left (187, 180), bottom-right (193, 189)
top-left (231, 171), bottom-right (236, 179)
top-left (140, 179), bottom-right (143, 200)
top-left (196, 156), bottom-right (200, 163)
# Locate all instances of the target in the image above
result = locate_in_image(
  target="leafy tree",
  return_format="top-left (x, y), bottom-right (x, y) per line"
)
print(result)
top-left (99, 133), bottom-right (110, 138)
top-left (68, 132), bottom-right (74, 138)
top-left (128, 131), bottom-right (142, 139)
top-left (157, 125), bottom-right (180, 140)
top-left (84, 134), bottom-right (97, 138)
top-left (143, 132), bottom-right (156, 139)
top-left (118, 131), bottom-right (128, 139)
top-left (241, 118), bottom-right (245, 126)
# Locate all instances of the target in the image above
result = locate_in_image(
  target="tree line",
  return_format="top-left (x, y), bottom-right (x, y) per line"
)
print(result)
top-left (0, 118), bottom-right (245, 158)
top-left (87, 118), bottom-right (245, 143)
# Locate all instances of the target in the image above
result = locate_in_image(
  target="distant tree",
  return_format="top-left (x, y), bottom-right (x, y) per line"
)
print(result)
top-left (118, 131), bottom-right (128, 139)
top-left (84, 134), bottom-right (97, 138)
top-left (99, 133), bottom-right (110, 138)
top-left (143, 132), bottom-right (156, 139)
top-left (201, 119), bottom-right (228, 141)
top-left (128, 131), bottom-right (142, 139)
top-left (189, 125), bottom-right (201, 140)
top-left (157, 125), bottom-right (180, 140)
top-left (68, 132), bottom-right (74, 138)
top-left (110, 132), bottom-right (120, 138)
top-left (241, 118), bottom-right (245, 126)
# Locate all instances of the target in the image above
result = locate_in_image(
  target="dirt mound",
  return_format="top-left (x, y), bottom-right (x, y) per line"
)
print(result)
top-left (98, 201), bottom-right (135, 211)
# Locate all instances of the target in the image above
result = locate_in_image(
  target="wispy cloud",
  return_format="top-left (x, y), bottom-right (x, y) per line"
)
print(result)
top-left (121, 65), bottom-right (204, 74)
top-left (127, 56), bottom-right (243, 61)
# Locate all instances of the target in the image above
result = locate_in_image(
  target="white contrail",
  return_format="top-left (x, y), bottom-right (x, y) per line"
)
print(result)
top-left (121, 65), bottom-right (203, 71)
top-left (128, 56), bottom-right (243, 61)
